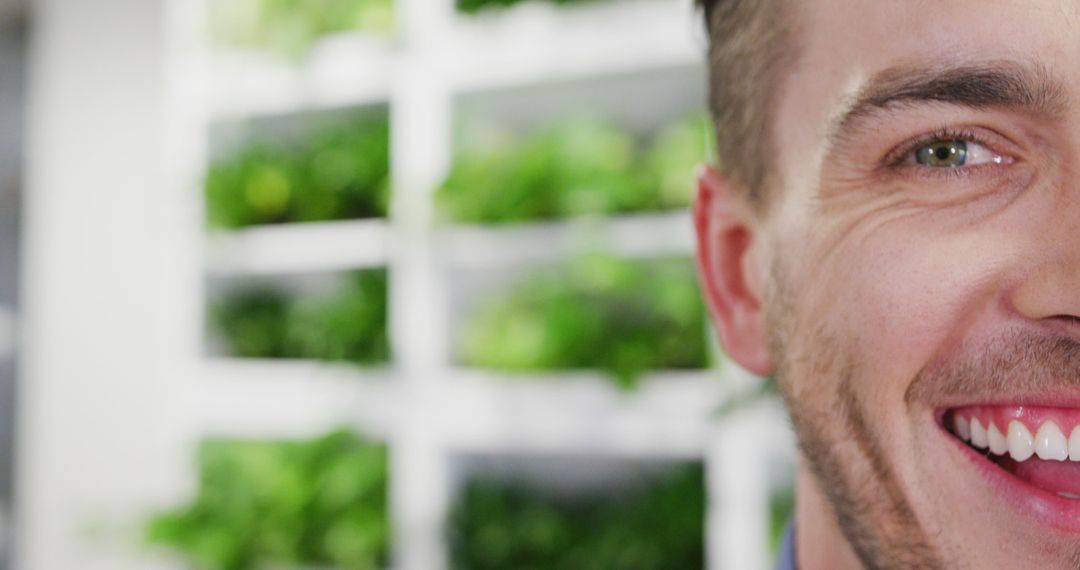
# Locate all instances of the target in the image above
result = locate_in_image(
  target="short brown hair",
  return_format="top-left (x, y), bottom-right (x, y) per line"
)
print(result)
top-left (698, 0), bottom-right (796, 210)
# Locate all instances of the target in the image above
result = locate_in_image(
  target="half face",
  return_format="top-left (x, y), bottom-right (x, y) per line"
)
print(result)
top-left (734, 1), bottom-right (1080, 568)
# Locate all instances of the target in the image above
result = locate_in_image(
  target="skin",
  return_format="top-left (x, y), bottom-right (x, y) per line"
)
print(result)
top-left (695, 1), bottom-right (1080, 568)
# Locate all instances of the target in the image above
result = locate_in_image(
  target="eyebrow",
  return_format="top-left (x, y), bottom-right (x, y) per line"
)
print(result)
top-left (827, 61), bottom-right (1068, 145)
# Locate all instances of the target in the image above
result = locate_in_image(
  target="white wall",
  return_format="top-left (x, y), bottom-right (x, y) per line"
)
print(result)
top-left (17, 1), bottom-right (185, 568)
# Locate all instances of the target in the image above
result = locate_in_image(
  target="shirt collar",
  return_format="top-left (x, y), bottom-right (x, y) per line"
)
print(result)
top-left (776, 521), bottom-right (798, 570)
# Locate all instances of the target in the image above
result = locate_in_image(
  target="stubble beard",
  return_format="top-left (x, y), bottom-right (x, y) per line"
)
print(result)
top-left (764, 251), bottom-right (1080, 569)
top-left (763, 257), bottom-right (944, 570)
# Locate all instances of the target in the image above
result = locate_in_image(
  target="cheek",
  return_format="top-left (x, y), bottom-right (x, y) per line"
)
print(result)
top-left (810, 221), bottom-right (1026, 410)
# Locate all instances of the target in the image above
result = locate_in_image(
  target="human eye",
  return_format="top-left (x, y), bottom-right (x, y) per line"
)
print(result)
top-left (912, 139), bottom-right (1000, 168)
top-left (886, 127), bottom-right (1016, 173)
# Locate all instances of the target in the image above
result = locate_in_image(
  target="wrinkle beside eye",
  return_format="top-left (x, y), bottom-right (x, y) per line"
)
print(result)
top-left (815, 194), bottom-right (925, 263)
top-left (815, 119), bottom-right (1036, 219)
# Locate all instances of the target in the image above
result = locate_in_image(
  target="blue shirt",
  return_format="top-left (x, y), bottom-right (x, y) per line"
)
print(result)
top-left (777, 522), bottom-right (797, 570)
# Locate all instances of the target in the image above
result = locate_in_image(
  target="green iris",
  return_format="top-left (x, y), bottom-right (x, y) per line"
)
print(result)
top-left (915, 140), bottom-right (968, 167)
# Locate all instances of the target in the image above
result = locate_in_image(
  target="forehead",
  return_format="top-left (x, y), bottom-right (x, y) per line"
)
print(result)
top-left (772, 0), bottom-right (1080, 215)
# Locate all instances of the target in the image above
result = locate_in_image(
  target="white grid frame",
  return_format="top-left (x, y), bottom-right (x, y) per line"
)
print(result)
top-left (17, 0), bottom-right (796, 568)
top-left (181, 1), bottom-right (797, 569)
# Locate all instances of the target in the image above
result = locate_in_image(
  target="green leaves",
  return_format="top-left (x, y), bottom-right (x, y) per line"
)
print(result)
top-left (458, 255), bottom-right (710, 388)
top-left (209, 269), bottom-right (390, 365)
top-left (286, 271), bottom-right (391, 364)
top-left (206, 113), bottom-right (711, 230)
top-left (438, 116), bottom-right (716, 386)
top-left (146, 430), bottom-right (390, 570)
top-left (769, 485), bottom-right (795, 558)
top-left (206, 117), bottom-right (390, 230)
top-left (646, 113), bottom-right (716, 208)
top-left (209, 288), bottom-right (292, 359)
top-left (456, 0), bottom-right (601, 15)
top-left (212, 0), bottom-right (395, 58)
top-left (437, 114), bottom-right (713, 224)
top-left (449, 464), bottom-right (705, 569)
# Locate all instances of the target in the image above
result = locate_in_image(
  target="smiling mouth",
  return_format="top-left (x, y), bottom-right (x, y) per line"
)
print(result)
top-left (946, 406), bottom-right (1080, 500)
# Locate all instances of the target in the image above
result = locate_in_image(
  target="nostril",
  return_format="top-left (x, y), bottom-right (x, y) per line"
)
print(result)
top-left (1009, 271), bottom-right (1080, 327)
top-left (1051, 315), bottom-right (1080, 326)
top-left (1041, 314), bottom-right (1080, 340)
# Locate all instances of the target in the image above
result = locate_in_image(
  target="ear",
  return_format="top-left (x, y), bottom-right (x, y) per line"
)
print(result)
top-left (693, 165), bottom-right (773, 376)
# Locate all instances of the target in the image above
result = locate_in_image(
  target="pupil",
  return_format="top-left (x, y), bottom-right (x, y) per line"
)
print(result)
top-left (916, 140), bottom-right (967, 167)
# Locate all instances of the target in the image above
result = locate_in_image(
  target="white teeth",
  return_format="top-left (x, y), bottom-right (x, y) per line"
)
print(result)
top-left (988, 423), bottom-right (1009, 455)
top-left (1035, 421), bottom-right (1069, 461)
top-left (1007, 421), bottom-right (1035, 461)
top-left (1070, 427), bottom-right (1080, 462)
top-left (961, 416), bottom-right (1080, 463)
top-left (1059, 492), bottom-right (1080, 500)
top-left (970, 418), bottom-right (988, 449)
top-left (953, 415), bottom-right (971, 441)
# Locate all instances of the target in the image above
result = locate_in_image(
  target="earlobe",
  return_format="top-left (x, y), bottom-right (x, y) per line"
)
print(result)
top-left (693, 165), bottom-right (774, 376)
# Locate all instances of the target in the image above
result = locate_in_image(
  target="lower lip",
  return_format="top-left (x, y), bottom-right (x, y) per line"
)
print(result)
top-left (943, 425), bottom-right (1080, 533)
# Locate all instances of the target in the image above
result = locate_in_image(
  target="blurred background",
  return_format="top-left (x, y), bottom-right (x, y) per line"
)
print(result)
top-left (1, 0), bottom-right (796, 568)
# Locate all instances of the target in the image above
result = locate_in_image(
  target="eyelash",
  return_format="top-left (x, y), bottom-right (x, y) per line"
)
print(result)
top-left (883, 126), bottom-right (1008, 175)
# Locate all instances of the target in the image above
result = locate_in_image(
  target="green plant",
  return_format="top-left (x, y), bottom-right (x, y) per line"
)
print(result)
top-left (458, 255), bottom-right (710, 388)
top-left (209, 288), bottom-right (291, 359)
top-left (436, 114), bottom-right (713, 224)
top-left (449, 464), bottom-right (705, 569)
top-left (285, 271), bottom-right (391, 364)
top-left (456, 0), bottom-right (600, 15)
top-left (209, 269), bottom-right (390, 365)
top-left (147, 430), bottom-right (391, 570)
top-left (769, 485), bottom-right (795, 557)
top-left (212, 0), bottom-right (395, 58)
top-left (206, 117), bottom-right (390, 230)
top-left (645, 113), bottom-right (715, 209)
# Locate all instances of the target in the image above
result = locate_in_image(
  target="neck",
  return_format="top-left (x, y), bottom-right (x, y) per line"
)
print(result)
top-left (795, 463), bottom-right (864, 570)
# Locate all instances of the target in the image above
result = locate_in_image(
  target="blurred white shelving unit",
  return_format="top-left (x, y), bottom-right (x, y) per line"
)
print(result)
top-left (45, 0), bottom-right (799, 569)
top-left (209, 35), bottom-right (396, 123)
top-left (440, 369), bottom-right (732, 458)
top-left (184, 359), bottom-right (400, 440)
top-left (438, 211), bottom-right (695, 268)
top-left (205, 218), bottom-right (392, 276)
top-left (445, 0), bottom-right (702, 92)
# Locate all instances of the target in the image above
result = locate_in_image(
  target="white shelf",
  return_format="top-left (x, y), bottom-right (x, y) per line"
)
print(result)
top-left (438, 210), bottom-right (694, 268)
top-left (206, 0), bottom-right (703, 122)
top-left (209, 34), bottom-right (396, 123)
top-left (205, 218), bottom-right (390, 276)
top-left (183, 358), bottom-right (745, 459)
top-left (41, 1), bottom-right (782, 569)
top-left (440, 367), bottom-right (729, 458)
top-left (446, 0), bottom-right (703, 93)
top-left (183, 358), bottom-right (399, 440)
top-left (204, 211), bottom-right (691, 276)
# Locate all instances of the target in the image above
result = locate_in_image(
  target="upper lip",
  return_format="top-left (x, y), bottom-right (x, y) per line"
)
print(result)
top-left (935, 393), bottom-right (1080, 413)
top-left (936, 399), bottom-right (1080, 432)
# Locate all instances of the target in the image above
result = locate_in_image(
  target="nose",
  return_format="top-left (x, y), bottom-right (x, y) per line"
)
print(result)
top-left (1010, 209), bottom-right (1080, 328)
top-left (1012, 260), bottom-right (1080, 325)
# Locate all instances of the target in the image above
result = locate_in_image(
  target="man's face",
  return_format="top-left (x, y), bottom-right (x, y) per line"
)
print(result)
top-left (721, 1), bottom-right (1080, 568)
